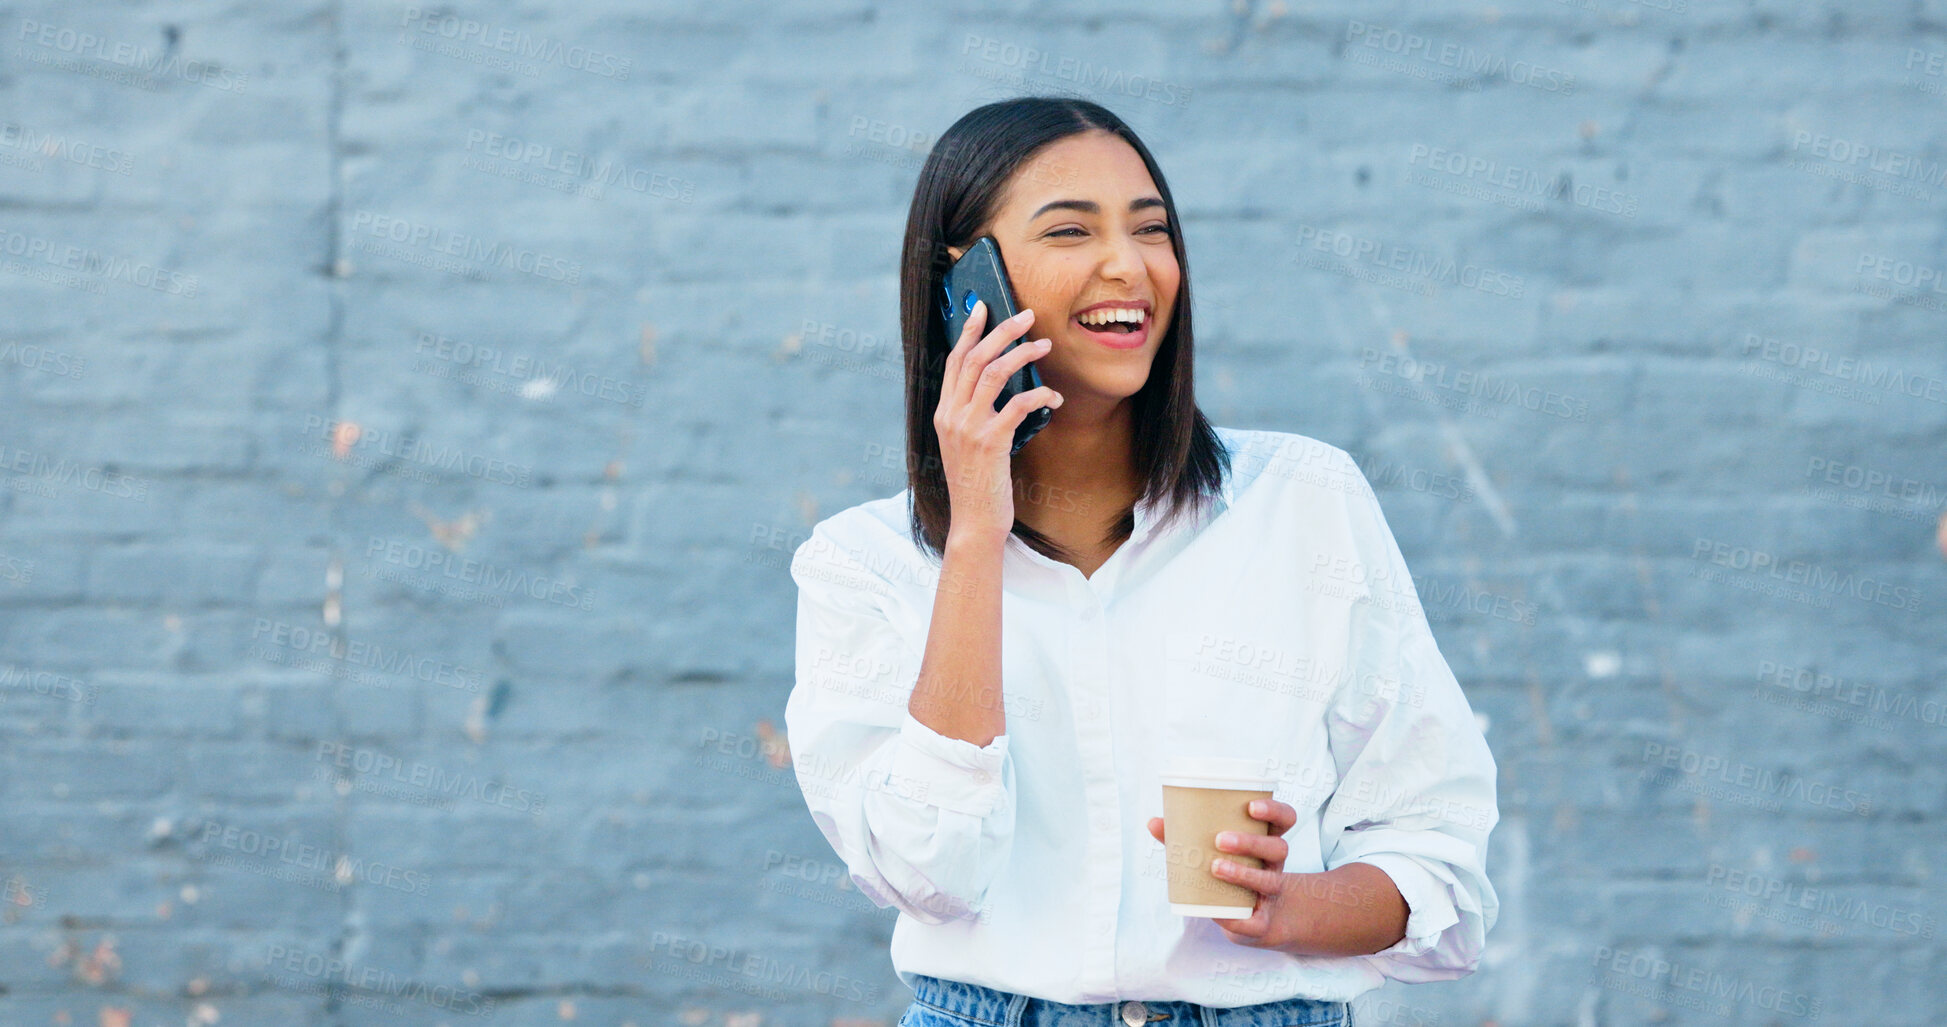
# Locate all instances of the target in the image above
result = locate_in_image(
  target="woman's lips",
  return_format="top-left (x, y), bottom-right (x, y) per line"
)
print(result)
top-left (1071, 315), bottom-right (1150, 350)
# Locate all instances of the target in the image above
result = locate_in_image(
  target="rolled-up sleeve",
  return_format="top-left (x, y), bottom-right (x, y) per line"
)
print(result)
top-left (783, 518), bottom-right (1016, 926)
top-left (1318, 450), bottom-right (1500, 982)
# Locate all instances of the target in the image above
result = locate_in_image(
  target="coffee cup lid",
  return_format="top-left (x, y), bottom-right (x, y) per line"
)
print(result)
top-left (1160, 755), bottom-right (1278, 790)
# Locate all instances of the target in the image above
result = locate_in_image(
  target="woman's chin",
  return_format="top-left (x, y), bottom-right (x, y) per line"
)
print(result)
top-left (1044, 374), bottom-right (1152, 408)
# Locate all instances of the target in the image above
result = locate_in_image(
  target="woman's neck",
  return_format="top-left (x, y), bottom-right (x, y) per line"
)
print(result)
top-left (1010, 397), bottom-right (1143, 528)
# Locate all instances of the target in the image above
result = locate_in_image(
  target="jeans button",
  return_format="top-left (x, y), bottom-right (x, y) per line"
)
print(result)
top-left (1119, 1000), bottom-right (1149, 1026)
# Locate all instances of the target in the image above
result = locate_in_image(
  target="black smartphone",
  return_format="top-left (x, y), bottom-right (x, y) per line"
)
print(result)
top-left (939, 236), bottom-right (1054, 455)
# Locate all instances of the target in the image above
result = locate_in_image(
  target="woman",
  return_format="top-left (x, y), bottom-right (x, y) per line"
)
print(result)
top-left (785, 97), bottom-right (1498, 1027)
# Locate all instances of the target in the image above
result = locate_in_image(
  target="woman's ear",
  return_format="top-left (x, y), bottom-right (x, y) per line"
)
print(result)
top-left (945, 244), bottom-right (964, 262)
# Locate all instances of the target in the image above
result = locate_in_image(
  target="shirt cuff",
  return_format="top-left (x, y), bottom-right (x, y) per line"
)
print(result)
top-left (885, 710), bottom-right (1009, 818)
top-left (1350, 853), bottom-right (1461, 958)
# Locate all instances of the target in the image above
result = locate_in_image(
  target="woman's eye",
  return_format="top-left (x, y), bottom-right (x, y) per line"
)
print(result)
top-left (1047, 225), bottom-right (1172, 238)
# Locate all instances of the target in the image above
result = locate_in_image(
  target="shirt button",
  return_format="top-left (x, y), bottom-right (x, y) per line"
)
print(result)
top-left (1119, 1000), bottom-right (1150, 1026)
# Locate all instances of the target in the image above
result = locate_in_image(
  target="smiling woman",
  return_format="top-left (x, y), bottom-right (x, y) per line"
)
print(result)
top-left (785, 96), bottom-right (1499, 1027)
top-left (901, 99), bottom-right (1221, 575)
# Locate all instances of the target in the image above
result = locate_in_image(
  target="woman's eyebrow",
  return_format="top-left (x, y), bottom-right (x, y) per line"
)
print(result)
top-left (1028, 196), bottom-right (1166, 219)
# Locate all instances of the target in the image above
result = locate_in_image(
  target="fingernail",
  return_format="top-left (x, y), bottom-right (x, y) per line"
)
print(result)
top-left (1251, 800), bottom-right (1266, 815)
top-left (1011, 309), bottom-right (1034, 323)
top-left (1216, 831), bottom-right (1237, 848)
top-left (1211, 858), bottom-right (1228, 875)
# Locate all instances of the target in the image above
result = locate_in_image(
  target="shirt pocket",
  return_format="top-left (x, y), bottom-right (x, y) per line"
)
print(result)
top-left (1160, 628), bottom-right (1318, 774)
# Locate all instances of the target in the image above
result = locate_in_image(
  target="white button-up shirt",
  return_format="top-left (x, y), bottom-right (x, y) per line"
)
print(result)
top-left (784, 427), bottom-right (1498, 1006)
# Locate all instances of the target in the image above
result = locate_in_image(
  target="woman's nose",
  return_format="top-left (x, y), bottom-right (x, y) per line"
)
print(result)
top-left (1096, 235), bottom-right (1146, 281)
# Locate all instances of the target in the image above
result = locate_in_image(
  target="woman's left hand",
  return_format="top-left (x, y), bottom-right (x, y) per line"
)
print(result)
top-left (1145, 797), bottom-right (1303, 951)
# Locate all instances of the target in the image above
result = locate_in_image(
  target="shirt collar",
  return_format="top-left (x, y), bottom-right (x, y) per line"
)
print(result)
top-left (904, 439), bottom-right (1240, 557)
top-left (1131, 465), bottom-right (1236, 545)
top-left (1131, 490), bottom-right (1165, 542)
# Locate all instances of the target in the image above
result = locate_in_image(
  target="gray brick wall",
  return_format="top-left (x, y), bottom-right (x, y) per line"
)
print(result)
top-left (1, 1), bottom-right (1942, 1024)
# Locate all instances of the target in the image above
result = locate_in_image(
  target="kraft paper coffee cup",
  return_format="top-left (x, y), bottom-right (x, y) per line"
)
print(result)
top-left (1159, 756), bottom-right (1278, 918)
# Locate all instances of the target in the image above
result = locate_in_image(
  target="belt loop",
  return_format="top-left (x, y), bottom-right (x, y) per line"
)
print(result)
top-left (1003, 991), bottom-right (1030, 1027)
top-left (1198, 1001), bottom-right (1221, 1027)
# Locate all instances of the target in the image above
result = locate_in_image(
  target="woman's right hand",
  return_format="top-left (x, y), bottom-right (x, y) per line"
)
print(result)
top-left (934, 299), bottom-right (1063, 541)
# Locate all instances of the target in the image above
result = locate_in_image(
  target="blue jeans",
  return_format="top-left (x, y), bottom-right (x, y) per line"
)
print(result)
top-left (899, 973), bottom-right (1352, 1027)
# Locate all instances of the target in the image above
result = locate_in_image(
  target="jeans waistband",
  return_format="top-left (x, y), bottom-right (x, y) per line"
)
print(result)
top-left (910, 973), bottom-right (1350, 1027)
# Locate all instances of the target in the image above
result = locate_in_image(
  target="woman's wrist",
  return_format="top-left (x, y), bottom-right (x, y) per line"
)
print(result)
top-left (944, 524), bottom-right (1009, 559)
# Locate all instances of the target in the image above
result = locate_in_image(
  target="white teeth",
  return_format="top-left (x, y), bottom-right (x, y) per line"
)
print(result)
top-left (1076, 307), bottom-right (1145, 326)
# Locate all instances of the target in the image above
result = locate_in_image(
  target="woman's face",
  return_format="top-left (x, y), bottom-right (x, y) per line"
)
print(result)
top-left (947, 129), bottom-right (1180, 410)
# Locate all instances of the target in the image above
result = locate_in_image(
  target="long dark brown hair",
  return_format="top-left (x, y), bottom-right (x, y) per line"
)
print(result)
top-left (900, 96), bottom-right (1230, 565)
